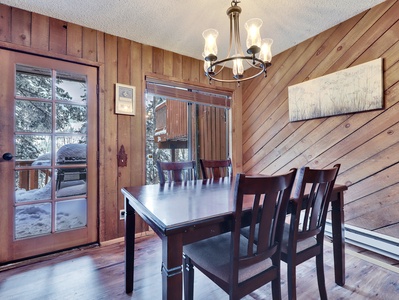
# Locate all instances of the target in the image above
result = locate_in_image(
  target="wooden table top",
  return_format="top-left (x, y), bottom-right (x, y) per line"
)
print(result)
top-left (122, 178), bottom-right (347, 236)
top-left (122, 178), bottom-right (234, 235)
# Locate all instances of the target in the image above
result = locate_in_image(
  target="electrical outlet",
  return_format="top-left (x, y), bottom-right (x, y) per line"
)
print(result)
top-left (119, 209), bottom-right (126, 220)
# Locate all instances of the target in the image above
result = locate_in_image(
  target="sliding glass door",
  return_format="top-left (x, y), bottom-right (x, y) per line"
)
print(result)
top-left (145, 95), bottom-right (230, 184)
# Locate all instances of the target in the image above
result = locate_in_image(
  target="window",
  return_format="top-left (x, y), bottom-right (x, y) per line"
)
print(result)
top-left (145, 78), bottom-right (231, 184)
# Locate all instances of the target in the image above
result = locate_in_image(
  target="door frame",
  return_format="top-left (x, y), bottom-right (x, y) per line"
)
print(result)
top-left (0, 48), bottom-right (99, 263)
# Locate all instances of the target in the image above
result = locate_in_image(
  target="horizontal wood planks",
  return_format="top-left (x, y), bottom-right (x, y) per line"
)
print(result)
top-left (242, 0), bottom-right (399, 241)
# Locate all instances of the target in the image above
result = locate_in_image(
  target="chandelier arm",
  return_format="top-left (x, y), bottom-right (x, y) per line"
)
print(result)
top-left (226, 12), bottom-right (234, 58)
top-left (210, 56), bottom-right (265, 70)
top-left (207, 56), bottom-right (268, 83)
top-left (233, 12), bottom-right (245, 56)
top-left (208, 68), bottom-right (265, 83)
top-left (244, 58), bottom-right (262, 68)
top-left (209, 64), bottom-right (226, 77)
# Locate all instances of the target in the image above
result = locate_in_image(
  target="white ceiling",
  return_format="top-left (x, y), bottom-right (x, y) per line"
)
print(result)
top-left (0, 0), bottom-right (386, 61)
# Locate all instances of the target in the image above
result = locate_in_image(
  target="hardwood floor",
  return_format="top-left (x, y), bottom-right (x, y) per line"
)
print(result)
top-left (0, 234), bottom-right (398, 299)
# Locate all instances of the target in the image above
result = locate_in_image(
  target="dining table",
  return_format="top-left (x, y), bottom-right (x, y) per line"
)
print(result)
top-left (121, 177), bottom-right (347, 300)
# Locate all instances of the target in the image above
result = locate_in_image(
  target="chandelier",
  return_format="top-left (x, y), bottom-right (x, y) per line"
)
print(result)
top-left (202, 0), bottom-right (273, 85)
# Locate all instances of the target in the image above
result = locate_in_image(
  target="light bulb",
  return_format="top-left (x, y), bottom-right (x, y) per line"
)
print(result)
top-left (232, 55), bottom-right (244, 78)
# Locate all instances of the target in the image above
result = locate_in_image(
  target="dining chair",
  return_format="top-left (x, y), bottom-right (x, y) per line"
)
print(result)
top-left (183, 169), bottom-right (297, 300)
top-left (281, 164), bottom-right (340, 300)
top-left (200, 158), bottom-right (232, 179)
top-left (156, 160), bottom-right (197, 184)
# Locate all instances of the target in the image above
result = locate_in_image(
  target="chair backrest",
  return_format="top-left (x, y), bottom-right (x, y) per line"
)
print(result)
top-left (290, 164), bottom-right (340, 242)
top-left (156, 160), bottom-right (197, 184)
top-left (200, 158), bottom-right (231, 179)
top-left (232, 170), bottom-right (297, 274)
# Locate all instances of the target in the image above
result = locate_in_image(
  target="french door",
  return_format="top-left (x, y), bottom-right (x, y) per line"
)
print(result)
top-left (0, 49), bottom-right (98, 263)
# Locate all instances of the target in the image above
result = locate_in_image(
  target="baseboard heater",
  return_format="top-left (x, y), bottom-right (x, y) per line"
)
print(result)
top-left (325, 220), bottom-right (399, 261)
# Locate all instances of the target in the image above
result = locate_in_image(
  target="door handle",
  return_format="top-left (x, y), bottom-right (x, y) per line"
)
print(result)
top-left (2, 153), bottom-right (13, 161)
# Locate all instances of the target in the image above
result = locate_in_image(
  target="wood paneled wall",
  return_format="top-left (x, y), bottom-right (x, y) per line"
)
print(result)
top-left (3, 0), bottom-right (397, 243)
top-left (0, 4), bottom-right (240, 241)
top-left (242, 0), bottom-right (399, 239)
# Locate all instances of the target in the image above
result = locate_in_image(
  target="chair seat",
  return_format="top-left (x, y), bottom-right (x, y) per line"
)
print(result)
top-left (241, 223), bottom-right (318, 257)
top-left (184, 233), bottom-right (273, 285)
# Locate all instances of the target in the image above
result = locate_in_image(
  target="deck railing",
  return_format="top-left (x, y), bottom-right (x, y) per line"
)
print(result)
top-left (16, 160), bottom-right (50, 191)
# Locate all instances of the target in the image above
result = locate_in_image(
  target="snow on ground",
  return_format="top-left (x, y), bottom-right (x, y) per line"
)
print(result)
top-left (14, 144), bottom-right (87, 239)
top-left (15, 201), bottom-right (86, 239)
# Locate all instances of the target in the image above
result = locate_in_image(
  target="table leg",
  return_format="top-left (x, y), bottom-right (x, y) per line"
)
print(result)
top-left (161, 234), bottom-right (183, 300)
top-left (331, 190), bottom-right (345, 286)
top-left (125, 198), bottom-right (136, 293)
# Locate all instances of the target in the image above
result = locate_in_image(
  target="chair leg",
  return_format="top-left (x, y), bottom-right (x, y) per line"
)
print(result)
top-left (271, 275), bottom-right (282, 300)
top-left (271, 256), bottom-right (282, 300)
top-left (286, 261), bottom-right (297, 300)
top-left (316, 253), bottom-right (328, 300)
top-left (183, 253), bottom-right (194, 300)
top-left (229, 294), bottom-right (240, 300)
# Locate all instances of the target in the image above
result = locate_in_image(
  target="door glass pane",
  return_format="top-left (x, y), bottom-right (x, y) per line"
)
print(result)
top-left (15, 169), bottom-right (52, 202)
top-left (15, 135), bottom-right (52, 167)
top-left (15, 203), bottom-right (52, 239)
top-left (56, 103), bottom-right (87, 133)
top-left (146, 96), bottom-right (190, 184)
top-left (56, 72), bottom-right (87, 103)
top-left (55, 139), bottom-right (87, 164)
top-left (56, 199), bottom-right (87, 231)
top-left (16, 65), bottom-right (52, 99)
top-left (56, 167), bottom-right (87, 198)
top-left (15, 100), bottom-right (52, 132)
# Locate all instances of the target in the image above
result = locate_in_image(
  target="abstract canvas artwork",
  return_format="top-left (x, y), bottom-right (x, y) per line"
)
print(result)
top-left (288, 58), bottom-right (383, 122)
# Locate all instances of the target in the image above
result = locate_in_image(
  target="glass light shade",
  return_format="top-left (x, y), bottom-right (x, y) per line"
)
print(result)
top-left (245, 18), bottom-right (263, 49)
top-left (202, 29), bottom-right (219, 57)
top-left (259, 38), bottom-right (273, 63)
top-left (232, 56), bottom-right (244, 76)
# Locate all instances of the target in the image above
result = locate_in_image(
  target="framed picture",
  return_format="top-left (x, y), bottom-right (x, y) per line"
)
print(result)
top-left (288, 58), bottom-right (383, 122)
top-left (115, 83), bottom-right (136, 115)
